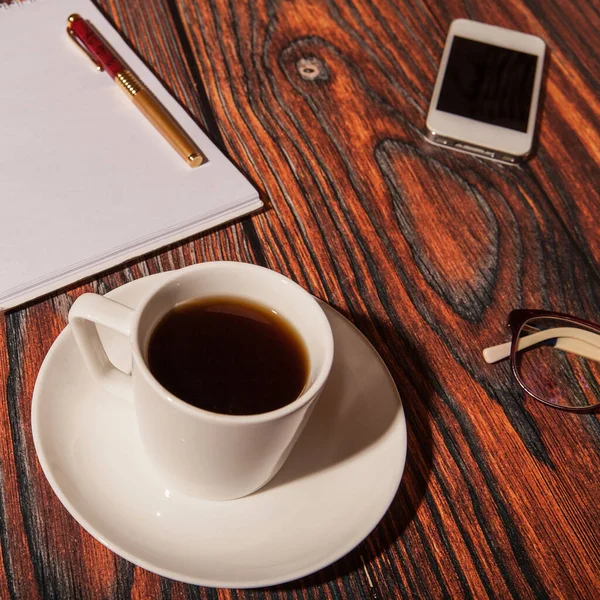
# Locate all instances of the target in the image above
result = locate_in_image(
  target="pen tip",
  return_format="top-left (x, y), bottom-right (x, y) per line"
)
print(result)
top-left (68, 14), bottom-right (81, 24)
top-left (187, 153), bottom-right (205, 168)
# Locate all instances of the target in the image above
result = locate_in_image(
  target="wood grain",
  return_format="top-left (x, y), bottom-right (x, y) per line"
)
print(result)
top-left (0, 0), bottom-right (599, 598)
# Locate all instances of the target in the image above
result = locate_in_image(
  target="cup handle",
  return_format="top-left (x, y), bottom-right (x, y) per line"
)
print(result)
top-left (68, 293), bottom-right (135, 401)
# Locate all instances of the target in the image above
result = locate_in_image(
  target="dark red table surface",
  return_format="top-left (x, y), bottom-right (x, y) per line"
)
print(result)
top-left (0, 0), bottom-right (598, 598)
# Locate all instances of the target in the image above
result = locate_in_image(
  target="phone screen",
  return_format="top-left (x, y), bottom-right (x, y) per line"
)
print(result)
top-left (437, 36), bottom-right (538, 132)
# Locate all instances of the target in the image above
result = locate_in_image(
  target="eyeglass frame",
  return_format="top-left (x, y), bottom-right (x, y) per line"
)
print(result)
top-left (507, 309), bottom-right (600, 414)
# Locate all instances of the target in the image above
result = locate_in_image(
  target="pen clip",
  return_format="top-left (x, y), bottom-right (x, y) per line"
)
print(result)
top-left (67, 25), bottom-right (104, 72)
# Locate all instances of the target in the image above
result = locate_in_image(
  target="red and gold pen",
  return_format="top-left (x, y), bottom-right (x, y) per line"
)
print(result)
top-left (67, 14), bottom-right (205, 168)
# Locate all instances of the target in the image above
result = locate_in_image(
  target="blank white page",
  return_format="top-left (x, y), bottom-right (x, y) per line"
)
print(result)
top-left (0, 0), bottom-right (261, 309)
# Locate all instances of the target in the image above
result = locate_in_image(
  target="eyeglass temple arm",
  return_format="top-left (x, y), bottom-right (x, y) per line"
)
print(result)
top-left (482, 326), bottom-right (600, 364)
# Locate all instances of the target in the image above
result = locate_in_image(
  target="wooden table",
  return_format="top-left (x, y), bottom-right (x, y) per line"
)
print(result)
top-left (1, 0), bottom-right (598, 598)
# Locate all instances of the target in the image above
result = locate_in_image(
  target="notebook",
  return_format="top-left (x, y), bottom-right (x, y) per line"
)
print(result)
top-left (0, 0), bottom-right (262, 310)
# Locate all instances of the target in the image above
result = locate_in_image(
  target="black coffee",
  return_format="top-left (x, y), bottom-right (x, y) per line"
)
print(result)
top-left (147, 296), bottom-right (309, 415)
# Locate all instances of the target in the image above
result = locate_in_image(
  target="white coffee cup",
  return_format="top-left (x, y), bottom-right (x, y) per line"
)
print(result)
top-left (68, 262), bottom-right (334, 500)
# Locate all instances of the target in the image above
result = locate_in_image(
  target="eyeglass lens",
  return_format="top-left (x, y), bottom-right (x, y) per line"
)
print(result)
top-left (516, 317), bottom-right (600, 410)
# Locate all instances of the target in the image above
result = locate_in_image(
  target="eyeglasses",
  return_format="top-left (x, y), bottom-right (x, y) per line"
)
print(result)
top-left (483, 309), bottom-right (600, 414)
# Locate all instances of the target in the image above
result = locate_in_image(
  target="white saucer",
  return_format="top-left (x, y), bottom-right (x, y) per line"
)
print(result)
top-left (32, 272), bottom-right (407, 588)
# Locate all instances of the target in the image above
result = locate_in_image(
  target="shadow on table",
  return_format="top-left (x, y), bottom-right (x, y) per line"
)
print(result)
top-left (258, 309), bottom-right (435, 592)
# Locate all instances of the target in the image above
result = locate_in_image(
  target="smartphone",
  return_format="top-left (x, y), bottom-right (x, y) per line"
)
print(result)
top-left (425, 19), bottom-right (546, 164)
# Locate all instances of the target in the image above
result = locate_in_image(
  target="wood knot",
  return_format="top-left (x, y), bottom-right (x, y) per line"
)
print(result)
top-left (296, 57), bottom-right (329, 82)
